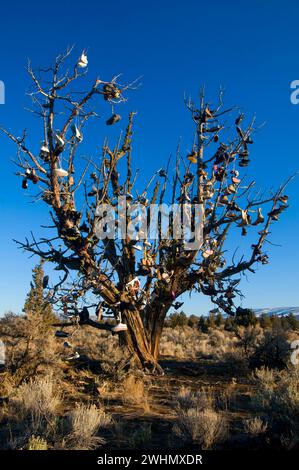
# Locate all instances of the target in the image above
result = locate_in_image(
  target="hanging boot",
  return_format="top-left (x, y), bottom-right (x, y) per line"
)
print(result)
top-left (22, 178), bottom-right (28, 189)
top-left (106, 114), bottom-right (121, 125)
top-left (252, 208), bottom-right (264, 225)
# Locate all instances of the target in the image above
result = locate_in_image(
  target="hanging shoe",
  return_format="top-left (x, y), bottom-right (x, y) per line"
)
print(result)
top-left (231, 176), bottom-right (241, 184)
top-left (22, 178), bottom-right (28, 189)
top-left (204, 106), bottom-right (214, 120)
top-left (225, 184), bottom-right (236, 195)
top-left (96, 303), bottom-right (103, 322)
top-left (55, 331), bottom-right (69, 338)
top-left (187, 151), bottom-right (197, 163)
top-left (137, 195), bottom-right (148, 205)
top-left (79, 307), bottom-right (89, 323)
top-left (237, 210), bottom-right (249, 227)
top-left (40, 143), bottom-right (50, 161)
top-left (71, 124), bottom-right (83, 142)
top-left (158, 168), bottom-right (167, 178)
top-left (198, 169), bottom-right (208, 179)
top-left (132, 244), bottom-right (142, 251)
top-left (32, 174), bottom-right (39, 184)
top-left (77, 51), bottom-right (88, 68)
top-left (202, 249), bottom-right (214, 259)
top-left (42, 275), bottom-right (49, 289)
top-left (252, 208), bottom-right (264, 225)
top-left (219, 195), bottom-right (229, 205)
top-left (103, 83), bottom-right (121, 101)
top-left (173, 301), bottom-right (184, 310)
top-left (69, 176), bottom-right (74, 186)
top-left (241, 227), bottom-right (248, 236)
top-left (278, 195), bottom-right (288, 204)
top-left (268, 208), bottom-right (281, 220)
top-left (106, 114), bottom-right (121, 126)
top-left (111, 322), bottom-right (128, 333)
top-left (55, 133), bottom-right (65, 148)
top-left (54, 168), bottom-right (68, 177)
top-left (66, 351), bottom-right (80, 360)
top-left (215, 167), bottom-right (226, 182)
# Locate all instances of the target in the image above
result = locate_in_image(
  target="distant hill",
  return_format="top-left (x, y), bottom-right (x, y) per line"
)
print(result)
top-left (254, 307), bottom-right (299, 319)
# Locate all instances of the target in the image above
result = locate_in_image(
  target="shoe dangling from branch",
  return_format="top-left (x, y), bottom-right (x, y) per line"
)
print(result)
top-left (77, 51), bottom-right (88, 68)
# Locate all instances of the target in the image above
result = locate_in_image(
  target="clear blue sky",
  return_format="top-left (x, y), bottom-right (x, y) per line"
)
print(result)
top-left (0, 0), bottom-right (298, 315)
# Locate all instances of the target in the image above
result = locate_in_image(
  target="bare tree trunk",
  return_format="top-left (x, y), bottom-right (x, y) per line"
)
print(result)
top-left (118, 307), bottom-right (165, 374)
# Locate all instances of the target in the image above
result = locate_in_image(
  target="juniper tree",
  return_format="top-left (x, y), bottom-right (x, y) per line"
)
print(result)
top-left (23, 261), bottom-right (55, 325)
top-left (0, 48), bottom-right (293, 373)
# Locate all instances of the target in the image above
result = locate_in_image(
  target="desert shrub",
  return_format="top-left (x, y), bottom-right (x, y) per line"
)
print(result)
top-left (27, 435), bottom-right (48, 450)
top-left (235, 308), bottom-right (257, 327)
top-left (176, 387), bottom-right (213, 411)
top-left (0, 312), bottom-right (62, 384)
top-left (3, 375), bottom-right (61, 448)
top-left (167, 312), bottom-right (189, 328)
top-left (173, 387), bottom-right (227, 449)
top-left (128, 423), bottom-right (152, 448)
top-left (173, 407), bottom-right (227, 449)
top-left (249, 329), bottom-right (291, 369)
top-left (65, 403), bottom-right (111, 449)
top-left (9, 375), bottom-right (61, 429)
top-left (252, 366), bottom-right (299, 447)
top-left (243, 417), bottom-right (268, 436)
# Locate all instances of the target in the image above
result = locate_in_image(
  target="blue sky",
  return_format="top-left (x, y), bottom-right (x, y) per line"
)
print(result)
top-left (0, 0), bottom-right (298, 315)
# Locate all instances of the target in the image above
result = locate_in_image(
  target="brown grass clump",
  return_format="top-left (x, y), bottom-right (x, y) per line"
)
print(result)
top-left (243, 417), bottom-right (268, 436)
top-left (27, 435), bottom-right (48, 450)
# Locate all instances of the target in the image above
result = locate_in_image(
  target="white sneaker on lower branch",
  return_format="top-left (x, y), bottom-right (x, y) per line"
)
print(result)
top-left (111, 323), bottom-right (128, 333)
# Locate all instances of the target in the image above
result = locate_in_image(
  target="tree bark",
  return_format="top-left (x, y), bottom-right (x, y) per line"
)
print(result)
top-left (118, 307), bottom-right (165, 374)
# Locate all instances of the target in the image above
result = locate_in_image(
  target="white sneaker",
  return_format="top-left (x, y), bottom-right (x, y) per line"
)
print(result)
top-left (66, 351), bottom-right (80, 360)
top-left (111, 323), bottom-right (128, 333)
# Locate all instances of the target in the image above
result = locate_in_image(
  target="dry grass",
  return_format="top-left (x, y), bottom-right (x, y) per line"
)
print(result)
top-left (65, 403), bottom-right (111, 449)
top-left (243, 417), bottom-right (268, 436)
top-left (27, 435), bottom-right (48, 450)
top-left (173, 386), bottom-right (227, 449)
top-left (122, 374), bottom-right (150, 412)
top-left (1, 312), bottom-right (299, 450)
